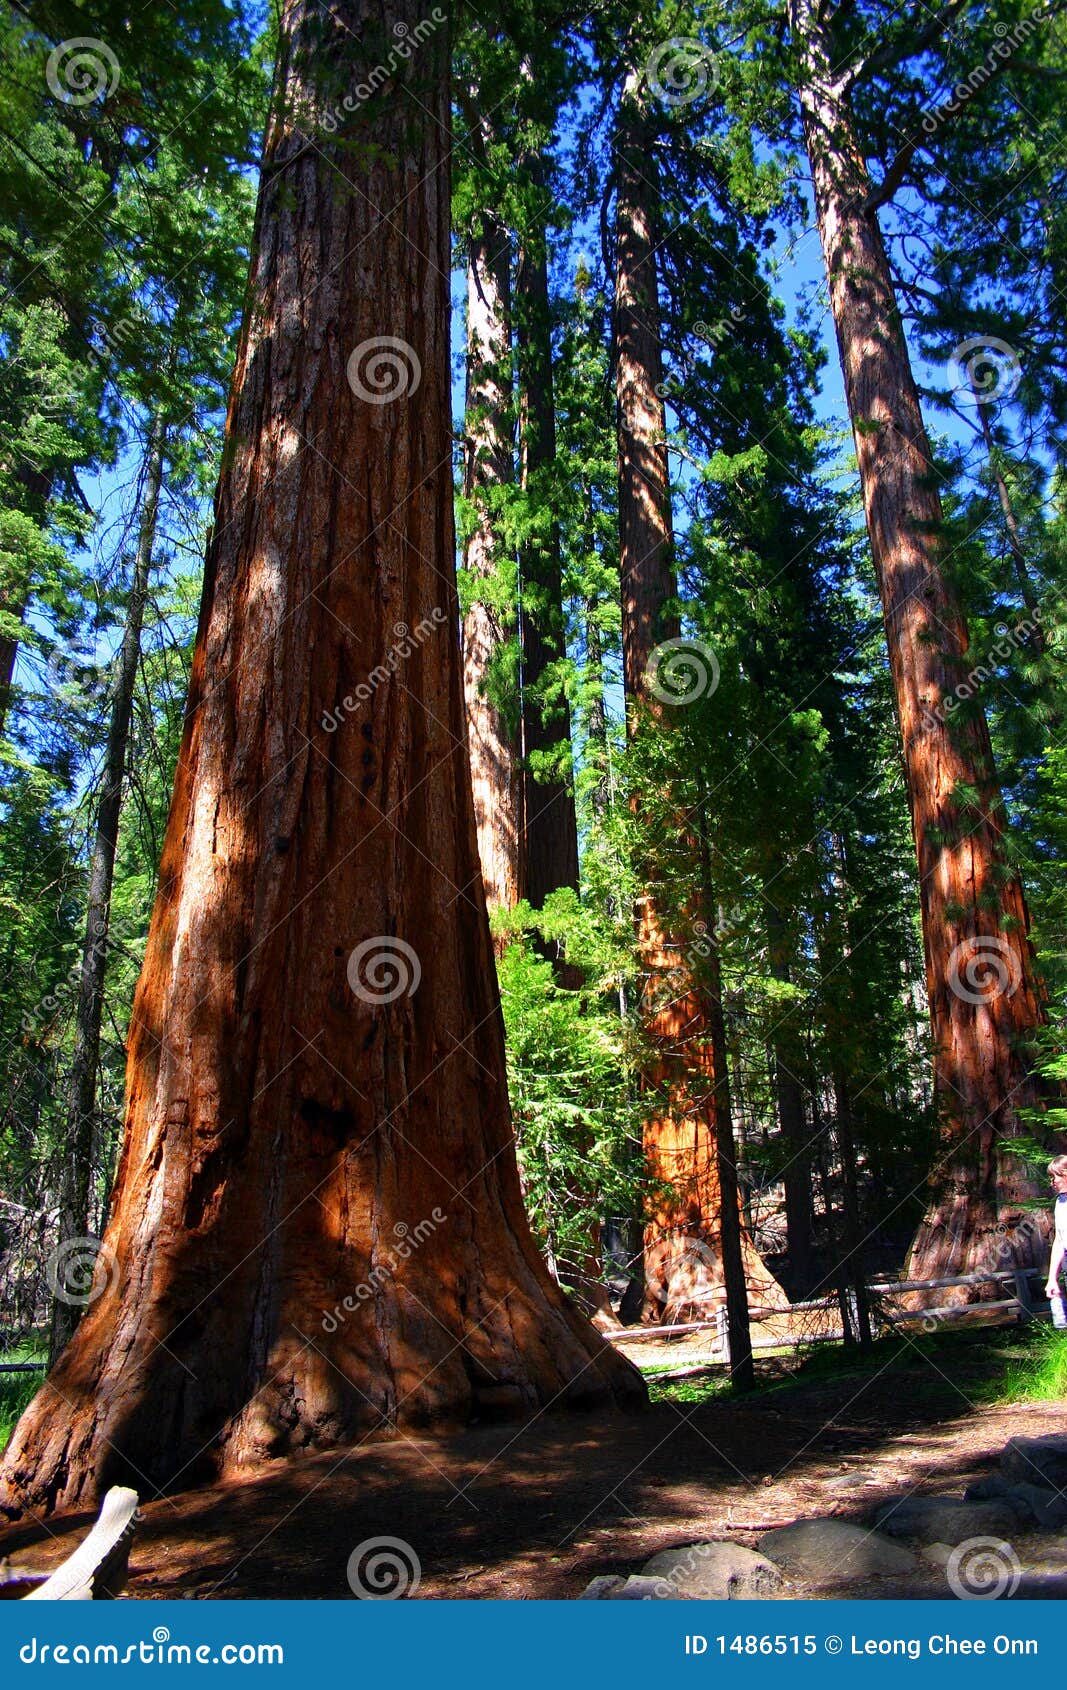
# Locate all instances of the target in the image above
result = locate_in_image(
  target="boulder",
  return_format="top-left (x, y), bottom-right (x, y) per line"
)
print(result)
top-left (758, 1519), bottom-right (917, 1585)
top-left (579, 1575), bottom-right (626, 1599)
top-left (1002, 1435), bottom-right (1067, 1492)
top-left (641, 1541), bottom-right (784, 1600)
top-left (610, 1576), bottom-right (675, 1600)
top-left (874, 1495), bottom-right (1019, 1545)
top-left (963, 1473), bottom-right (1067, 1528)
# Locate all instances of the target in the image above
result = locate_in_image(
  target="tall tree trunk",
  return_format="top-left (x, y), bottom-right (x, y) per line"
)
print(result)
top-left (515, 211), bottom-right (580, 908)
top-left (971, 392), bottom-right (1045, 654)
top-left (765, 900), bottom-right (815, 1293)
top-left (614, 77), bottom-right (782, 1327)
top-left (462, 211), bottom-right (522, 923)
top-left (50, 416), bottom-right (166, 1363)
top-left (0, 467), bottom-right (51, 733)
top-left (0, 0), bottom-right (640, 1520)
top-left (790, 2), bottom-right (1048, 1283)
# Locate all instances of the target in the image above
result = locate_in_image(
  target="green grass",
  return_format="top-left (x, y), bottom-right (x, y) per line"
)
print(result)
top-left (0, 1343), bottom-right (46, 1453)
top-left (643, 1324), bottom-right (1063, 1412)
top-left (995, 1324), bottom-right (1067, 1402)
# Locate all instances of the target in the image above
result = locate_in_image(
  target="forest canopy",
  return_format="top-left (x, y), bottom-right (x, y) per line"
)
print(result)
top-left (0, 0), bottom-right (1064, 1517)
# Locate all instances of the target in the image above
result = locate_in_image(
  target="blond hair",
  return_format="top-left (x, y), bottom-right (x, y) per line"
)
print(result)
top-left (1049, 1155), bottom-right (1067, 1181)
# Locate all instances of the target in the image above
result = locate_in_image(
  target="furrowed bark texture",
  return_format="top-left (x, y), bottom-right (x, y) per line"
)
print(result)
top-left (462, 212), bottom-right (523, 921)
top-left (0, 0), bottom-right (641, 1520)
top-left (614, 84), bottom-right (782, 1322)
top-left (792, 0), bottom-right (1047, 1282)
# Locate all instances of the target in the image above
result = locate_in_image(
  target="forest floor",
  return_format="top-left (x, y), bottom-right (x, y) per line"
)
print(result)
top-left (1, 1330), bottom-right (1064, 1601)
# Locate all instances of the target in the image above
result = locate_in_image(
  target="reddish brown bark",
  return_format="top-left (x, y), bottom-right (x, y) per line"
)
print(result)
top-left (791, 0), bottom-right (1048, 1280)
top-left (614, 80), bottom-right (782, 1328)
top-left (462, 212), bottom-right (523, 922)
top-left (0, 0), bottom-right (640, 1521)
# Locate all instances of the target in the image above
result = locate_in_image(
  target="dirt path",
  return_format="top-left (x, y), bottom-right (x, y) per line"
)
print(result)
top-left (1, 1348), bottom-right (1063, 1600)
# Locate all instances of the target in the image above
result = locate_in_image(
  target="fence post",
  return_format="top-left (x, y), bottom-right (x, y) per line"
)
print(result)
top-left (716, 1303), bottom-right (731, 1368)
top-left (1013, 1268), bottom-right (1034, 1322)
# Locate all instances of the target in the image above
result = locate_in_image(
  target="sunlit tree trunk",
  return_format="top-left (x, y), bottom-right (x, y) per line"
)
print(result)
top-left (791, 0), bottom-right (1048, 1281)
top-left (462, 211), bottom-right (522, 924)
top-left (614, 76), bottom-right (781, 1329)
top-left (0, 0), bottom-right (641, 1520)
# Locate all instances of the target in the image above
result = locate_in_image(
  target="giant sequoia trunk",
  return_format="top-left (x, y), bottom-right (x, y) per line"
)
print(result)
top-left (791, 0), bottom-right (1048, 1280)
top-left (50, 416), bottom-right (166, 1362)
top-left (614, 81), bottom-right (782, 1327)
top-left (462, 212), bottom-right (523, 921)
top-left (0, 0), bottom-right (640, 1520)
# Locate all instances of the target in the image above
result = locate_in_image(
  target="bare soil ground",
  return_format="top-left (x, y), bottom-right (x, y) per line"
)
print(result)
top-left (1, 1338), bottom-right (1063, 1600)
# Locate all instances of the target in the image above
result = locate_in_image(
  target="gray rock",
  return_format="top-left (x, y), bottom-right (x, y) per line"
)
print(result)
top-left (613, 1576), bottom-right (680, 1600)
top-left (963, 1473), bottom-right (1067, 1527)
top-left (921, 1542), bottom-right (953, 1569)
top-left (874, 1495), bottom-right (1019, 1545)
top-left (642, 1541), bottom-right (784, 1600)
top-left (758, 1519), bottom-right (917, 1585)
top-left (1002, 1434), bottom-right (1067, 1492)
top-left (579, 1575), bottom-right (626, 1599)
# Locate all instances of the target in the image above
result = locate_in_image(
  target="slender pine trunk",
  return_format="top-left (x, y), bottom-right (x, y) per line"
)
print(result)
top-left (50, 416), bottom-right (166, 1362)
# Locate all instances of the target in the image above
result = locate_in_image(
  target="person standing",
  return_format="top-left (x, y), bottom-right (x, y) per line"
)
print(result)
top-left (1044, 1155), bottom-right (1067, 1326)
